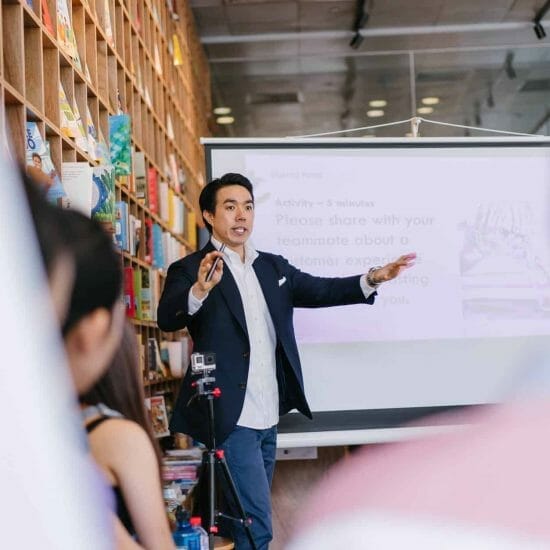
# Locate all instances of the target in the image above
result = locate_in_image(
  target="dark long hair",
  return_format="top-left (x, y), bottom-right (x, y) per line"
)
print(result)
top-left (60, 209), bottom-right (122, 336)
top-left (80, 321), bottom-right (162, 469)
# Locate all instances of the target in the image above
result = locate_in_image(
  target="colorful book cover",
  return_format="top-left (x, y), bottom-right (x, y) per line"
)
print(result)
top-left (109, 114), bottom-right (132, 175)
top-left (61, 161), bottom-right (93, 216)
top-left (41, 0), bottom-right (54, 35)
top-left (114, 200), bottom-right (129, 251)
top-left (152, 223), bottom-right (164, 269)
top-left (123, 266), bottom-right (136, 318)
top-left (187, 210), bottom-right (197, 249)
top-left (91, 164), bottom-right (115, 232)
top-left (145, 396), bottom-right (170, 438)
top-left (59, 82), bottom-right (77, 139)
top-left (172, 34), bottom-right (183, 66)
top-left (56, 0), bottom-right (82, 70)
top-left (133, 268), bottom-right (142, 319)
top-left (147, 167), bottom-right (158, 213)
top-left (141, 268), bottom-right (152, 320)
top-left (144, 218), bottom-right (153, 264)
top-left (25, 122), bottom-right (69, 208)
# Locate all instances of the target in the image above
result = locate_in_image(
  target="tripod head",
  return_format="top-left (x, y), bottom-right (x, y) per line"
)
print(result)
top-left (188, 352), bottom-right (221, 399)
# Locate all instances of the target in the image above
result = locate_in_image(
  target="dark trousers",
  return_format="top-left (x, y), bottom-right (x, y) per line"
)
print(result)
top-left (220, 425), bottom-right (277, 550)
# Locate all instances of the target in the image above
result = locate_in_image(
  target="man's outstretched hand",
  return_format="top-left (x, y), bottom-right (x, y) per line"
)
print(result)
top-left (369, 253), bottom-right (416, 284)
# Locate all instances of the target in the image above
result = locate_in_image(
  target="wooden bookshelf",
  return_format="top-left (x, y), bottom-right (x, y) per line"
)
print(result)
top-left (2, 0), bottom-right (210, 411)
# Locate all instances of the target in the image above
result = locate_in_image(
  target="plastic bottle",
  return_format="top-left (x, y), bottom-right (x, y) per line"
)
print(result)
top-left (172, 506), bottom-right (201, 550)
top-left (190, 516), bottom-right (209, 550)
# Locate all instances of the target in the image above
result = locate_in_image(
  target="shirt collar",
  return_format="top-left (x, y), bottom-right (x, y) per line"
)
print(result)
top-left (210, 236), bottom-right (259, 267)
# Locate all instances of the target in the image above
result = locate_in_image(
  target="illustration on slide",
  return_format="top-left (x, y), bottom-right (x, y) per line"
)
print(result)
top-left (459, 201), bottom-right (550, 319)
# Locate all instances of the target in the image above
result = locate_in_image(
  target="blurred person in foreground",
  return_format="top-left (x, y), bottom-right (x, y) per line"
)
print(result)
top-left (287, 358), bottom-right (550, 550)
top-left (80, 321), bottom-right (176, 549)
top-left (22, 172), bottom-right (144, 549)
top-left (1, 166), bottom-right (112, 549)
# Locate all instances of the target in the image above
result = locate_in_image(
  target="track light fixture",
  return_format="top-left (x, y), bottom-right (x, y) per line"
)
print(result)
top-left (349, 0), bottom-right (369, 49)
top-left (349, 32), bottom-right (364, 49)
top-left (533, 0), bottom-right (549, 40)
top-left (534, 21), bottom-right (547, 39)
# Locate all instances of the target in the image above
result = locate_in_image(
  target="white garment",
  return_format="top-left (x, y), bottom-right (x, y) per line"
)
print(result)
top-left (188, 238), bottom-right (377, 429)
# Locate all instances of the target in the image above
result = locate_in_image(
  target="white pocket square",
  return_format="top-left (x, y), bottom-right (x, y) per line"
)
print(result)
top-left (278, 276), bottom-right (287, 287)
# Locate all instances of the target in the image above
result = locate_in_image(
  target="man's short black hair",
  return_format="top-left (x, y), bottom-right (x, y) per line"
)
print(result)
top-left (199, 173), bottom-right (254, 233)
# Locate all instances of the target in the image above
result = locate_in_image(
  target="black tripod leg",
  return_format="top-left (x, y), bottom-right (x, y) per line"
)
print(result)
top-left (216, 452), bottom-right (258, 550)
top-left (207, 450), bottom-right (216, 550)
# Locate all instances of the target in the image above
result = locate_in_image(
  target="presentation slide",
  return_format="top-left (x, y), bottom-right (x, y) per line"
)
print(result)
top-left (207, 141), bottom-right (550, 417)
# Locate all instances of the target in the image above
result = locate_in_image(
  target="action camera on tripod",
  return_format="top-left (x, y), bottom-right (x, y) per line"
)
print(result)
top-left (187, 351), bottom-right (257, 550)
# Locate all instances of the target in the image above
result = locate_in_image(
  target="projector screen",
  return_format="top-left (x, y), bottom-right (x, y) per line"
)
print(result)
top-left (203, 138), bottom-right (550, 437)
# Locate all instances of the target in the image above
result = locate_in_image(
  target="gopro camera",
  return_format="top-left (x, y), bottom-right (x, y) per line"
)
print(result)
top-left (190, 352), bottom-right (216, 374)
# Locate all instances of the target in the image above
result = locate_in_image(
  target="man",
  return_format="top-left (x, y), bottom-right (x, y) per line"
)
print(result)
top-left (157, 173), bottom-right (415, 549)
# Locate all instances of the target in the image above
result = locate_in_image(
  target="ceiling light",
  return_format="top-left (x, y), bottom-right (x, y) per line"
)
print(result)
top-left (369, 100), bottom-right (387, 108)
top-left (213, 107), bottom-right (231, 115)
top-left (216, 116), bottom-right (234, 124)
top-left (366, 109), bottom-right (384, 118)
top-left (417, 106), bottom-right (434, 115)
top-left (421, 97), bottom-right (440, 106)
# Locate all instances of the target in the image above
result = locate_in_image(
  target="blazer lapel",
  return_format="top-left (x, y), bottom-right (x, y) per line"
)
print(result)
top-left (218, 261), bottom-right (249, 338)
top-left (253, 254), bottom-right (282, 329)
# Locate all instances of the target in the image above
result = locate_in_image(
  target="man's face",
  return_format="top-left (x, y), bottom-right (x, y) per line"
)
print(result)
top-left (205, 184), bottom-right (254, 250)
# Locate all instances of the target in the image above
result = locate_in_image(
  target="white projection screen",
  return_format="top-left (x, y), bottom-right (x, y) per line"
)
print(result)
top-left (203, 137), bottom-right (550, 443)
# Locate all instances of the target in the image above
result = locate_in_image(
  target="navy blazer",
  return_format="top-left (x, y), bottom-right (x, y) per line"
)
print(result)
top-left (157, 242), bottom-right (375, 445)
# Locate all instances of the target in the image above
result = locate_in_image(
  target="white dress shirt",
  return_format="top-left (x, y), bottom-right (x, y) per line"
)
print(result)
top-left (188, 237), bottom-right (378, 430)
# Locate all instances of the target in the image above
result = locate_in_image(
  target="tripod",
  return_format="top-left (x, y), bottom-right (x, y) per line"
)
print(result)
top-left (188, 354), bottom-right (257, 550)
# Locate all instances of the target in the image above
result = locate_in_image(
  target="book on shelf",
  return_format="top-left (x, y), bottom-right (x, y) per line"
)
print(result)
top-left (144, 218), bottom-right (154, 264)
top-left (141, 268), bottom-right (153, 320)
top-left (101, 0), bottom-right (114, 48)
top-left (145, 396), bottom-right (170, 438)
top-left (85, 107), bottom-right (99, 161)
top-left (146, 337), bottom-right (168, 379)
top-left (56, 0), bottom-right (82, 69)
top-left (59, 82), bottom-right (78, 140)
top-left (152, 223), bottom-right (165, 269)
top-left (166, 114), bottom-right (174, 140)
top-left (41, 0), bottom-right (54, 35)
top-left (109, 114), bottom-right (132, 176)
top-left (147, 167), bottom-right (159, 213)
top-left (154, 43), bottom-right (163, 77)
top-left (114, 200), bottom-right (129, 251)
top-left (71, 98), bottom-right (88, 152)
top-left (25, 122), bottom-right (69, 208)
top-left (168, 153), bottom-right (179, 192)
top-left (92, 164), bottom-right (116, 233)
top-left (187, 210), bottom-right (197, 248)
top-left (172, 34), bottom-right (183, 66)
top-left (132, 149), bottom-right (147, 201)
top-left (159, 179), bottom-right (169, 223)
top-left (133, 268), bottom-right (142, 320)
top-left (128, 214), bottom-right (142, 257)
top-left (61, 162), bottom-right (93, 216)
top-left (123, 266), bottom-right (136, 318)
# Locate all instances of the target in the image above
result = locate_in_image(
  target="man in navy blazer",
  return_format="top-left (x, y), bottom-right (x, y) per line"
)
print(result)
top-left (158, 173), bottom-right (415, 549)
